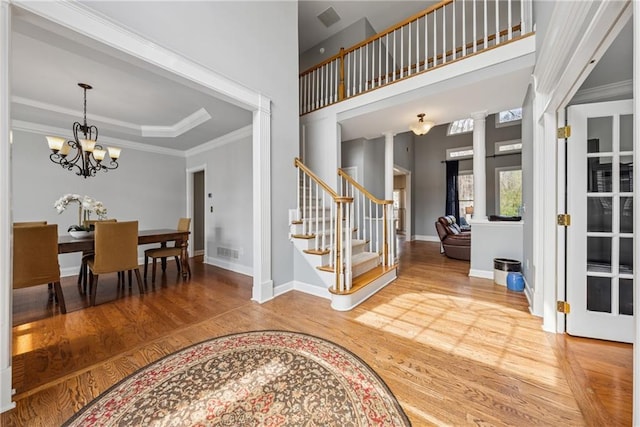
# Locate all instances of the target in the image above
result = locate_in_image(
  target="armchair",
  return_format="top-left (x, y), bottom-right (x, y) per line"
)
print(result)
top-left (435, 215), bottom-right (471, 261)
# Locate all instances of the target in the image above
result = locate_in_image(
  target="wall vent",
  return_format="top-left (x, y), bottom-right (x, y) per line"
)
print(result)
top-left (217, 247), bottom-right (239, 259)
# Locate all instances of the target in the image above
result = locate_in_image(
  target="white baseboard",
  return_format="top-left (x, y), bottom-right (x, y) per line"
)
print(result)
top-left (414, 235), bottom-right (440, 242)
top-left (273, 280), bottom-right (331, 300)
top-left (205, 257), bottom-right (253, 276)
top-left (469, 269), bottom-right (494, 280)
top-left (193, 249), bottom-right (205, 256)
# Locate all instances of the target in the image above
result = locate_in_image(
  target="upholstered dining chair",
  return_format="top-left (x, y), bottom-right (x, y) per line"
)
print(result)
top-left (14, 221), bottom-right (48, 227)
top-left (144, 217), bottom-right (191, 283)
top-left (13, 224), bottom-right (66, 314)
top-left (77, 219), bottom-right (117, 294)
top-left (86, 221), bottom-right (144, 306)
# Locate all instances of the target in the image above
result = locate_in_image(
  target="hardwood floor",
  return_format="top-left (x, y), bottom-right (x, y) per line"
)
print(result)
top-left (4, 241), bottom-right (632, 426)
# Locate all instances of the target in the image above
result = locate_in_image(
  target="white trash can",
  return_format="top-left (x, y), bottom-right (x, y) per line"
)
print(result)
top-left (494, 258), bottom-right (521, 286)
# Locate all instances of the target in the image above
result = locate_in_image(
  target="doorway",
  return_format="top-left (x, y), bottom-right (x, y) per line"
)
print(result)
top-left (565, 99), bottom-right (634, 343)
top-left (187, 166), bottom-right (207, 261)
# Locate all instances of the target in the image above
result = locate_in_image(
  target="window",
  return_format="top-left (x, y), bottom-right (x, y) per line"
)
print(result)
top-left (496, 167), bottom-right (522, 216)
top-left (458, 171), bottom-right (474, 223)
top-left (446, 146), bottom-right (474, 160)
top-left (495, 139), bottom-right (522, 154)
top-left (448, 118), bottom-right (473, 135)
top-left (496, 108), bottom-right (522, 127)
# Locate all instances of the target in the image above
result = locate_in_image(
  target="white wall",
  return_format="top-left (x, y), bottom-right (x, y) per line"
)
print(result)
top-left (82, 0), bottom-right (300, 287)
top-left (186, 136), bottom-right (253, 275)
top-left (11, 129), bottom-right (186, 274)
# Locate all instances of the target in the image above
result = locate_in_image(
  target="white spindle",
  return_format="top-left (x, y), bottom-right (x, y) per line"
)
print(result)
top-left (302, 174), bottom-right (307, 234)
top-left (320, 66), bottom-right (325, 106)
top-left (385, 33), bottom-right (389, 84)
top-left (508, 0), bottom-right (513, 39)
top-left (442, 4), bottom-right (446, 64)
top-left (392, 30), bottom-right (397, 81)
top-left (462, 0), bottom-right (466, 56)
top-left (416, 17), bottom-right (420, 72)
top-left (473, 0), bottom-right (477, 52)
top-left (484, 0), bottom-right (488, 49)
top-left (400, 26), bottom-right (404, 79)
top-left (330, 201), bottom-right (335, 268)
top-left (453, 1), bottom-right (456, 60)
top-left (361, 192), bottom-right (365, 241)
top-left (315, 182), bottom-right (319, 249)
top-left (407, 23), bottom-right (411, 76)
top-left (424, 13), bottom-right (429, 70)
top-left (358, 47), bottom-right (362, 94)
top-left (322, 191), bottom-right (326, 250)
top-left (352, 51), bottom-right (356, 96)
top-left (297, 167), bottom-right (301, 222)
top-left (377, 39), bottom-right (381, 88)
top-left (365, 44), bottom-right (369, 91)
top-left (368, 199), bottom-right (373, 246)
top-left (433, 9), bottom-right (437, 66)
top-left (495, 0), bottom-right (500, 45)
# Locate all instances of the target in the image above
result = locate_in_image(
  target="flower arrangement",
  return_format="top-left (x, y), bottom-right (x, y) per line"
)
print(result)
top-left (54, 194), bottom-right (108, 232)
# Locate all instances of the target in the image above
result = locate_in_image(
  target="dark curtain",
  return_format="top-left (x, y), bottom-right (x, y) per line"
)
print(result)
top-left (445, 160), bottom-right (460, 223)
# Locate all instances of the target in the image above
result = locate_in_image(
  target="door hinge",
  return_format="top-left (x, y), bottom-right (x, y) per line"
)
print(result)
top-left (557, 125), bottom-right (571, 139)
top-left (557, 214), bottom-right (571, 226)
top-left (557, 301), bottom-right (571, 314)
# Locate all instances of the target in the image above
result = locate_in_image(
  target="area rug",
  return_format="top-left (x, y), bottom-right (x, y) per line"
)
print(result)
top-left (64, 330), bottom-right (410, 426)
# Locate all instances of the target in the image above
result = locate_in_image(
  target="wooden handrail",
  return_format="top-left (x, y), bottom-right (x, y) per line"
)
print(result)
top-left (294, 158), bottom-right (339, 199)
top-left (338, 169), bottom-right (392, 205)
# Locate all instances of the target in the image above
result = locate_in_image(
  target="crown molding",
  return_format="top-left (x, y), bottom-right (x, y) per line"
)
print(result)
top-left (12, 96), bottom-right (140, 131)
top-left (570, 79), bottom-right (633, 104)
top-left (141, 108), bottom-right (211, 137)
top-left (185, 125), bottom-right (252, 157)
top-left (12, 120), bottom-right (184, 157)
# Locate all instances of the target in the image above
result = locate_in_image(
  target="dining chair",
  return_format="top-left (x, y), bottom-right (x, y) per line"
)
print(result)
top-left (13, 224), bottom-right (66, 314)
top-left (144, 218), bottom-right (191, 283)
top-left (86, 221), bottom-right (144, 306)
top-left (14, 221), bottom-right (48, 227)
top-left (77, 219), bottom-right (117, 294)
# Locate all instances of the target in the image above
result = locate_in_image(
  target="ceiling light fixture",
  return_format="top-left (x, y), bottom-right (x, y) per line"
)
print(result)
top-left (410, 113), bottom-right (434, 136)
top-left (46, 83), bottom-right (121, 178)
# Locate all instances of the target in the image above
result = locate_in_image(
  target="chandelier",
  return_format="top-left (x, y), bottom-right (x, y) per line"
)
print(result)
top-left (46, 83), bottom-right (121, 178)
top-left (410, 113), bottom-right (435, 135)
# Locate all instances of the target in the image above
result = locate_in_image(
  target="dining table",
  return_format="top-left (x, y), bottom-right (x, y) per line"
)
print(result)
top-left (57, 228), bottom-right (191, 280)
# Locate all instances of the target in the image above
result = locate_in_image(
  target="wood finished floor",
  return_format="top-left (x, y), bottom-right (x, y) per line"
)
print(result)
top-left (4, 241), bottom-right (632, 426)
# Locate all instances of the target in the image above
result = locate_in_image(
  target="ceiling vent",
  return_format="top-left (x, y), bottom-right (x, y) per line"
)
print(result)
top-left (317, 6), bottom-right (341, 28)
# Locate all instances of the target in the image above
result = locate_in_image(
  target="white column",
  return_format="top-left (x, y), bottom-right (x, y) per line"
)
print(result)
top-left (383, 132), bottom-right (395, 200)
top-left (252, 95), bottom-right (273, 303)
top-left (471, 111), bottom-right (487, 220)
top-left (0, 0), bottom-right (15, 415)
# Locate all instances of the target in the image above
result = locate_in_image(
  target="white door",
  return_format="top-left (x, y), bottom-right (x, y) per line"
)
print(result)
top-left (566, 100), bottom-right (634, 343)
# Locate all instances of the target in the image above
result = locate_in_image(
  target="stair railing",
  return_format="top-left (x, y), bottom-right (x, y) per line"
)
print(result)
top-left (294, 158), bottom-right (354, 293)
top-left (338, 169), bottom-right (395, 267)
top-left (299, 0), bottom-right (533, 115)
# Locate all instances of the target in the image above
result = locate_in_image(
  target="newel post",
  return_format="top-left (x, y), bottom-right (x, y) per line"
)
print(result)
top-left (338, 47), bottom-right (345, 101)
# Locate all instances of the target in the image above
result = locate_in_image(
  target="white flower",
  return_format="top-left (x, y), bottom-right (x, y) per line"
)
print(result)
top-left (54, 193), bottom-right (108, 226)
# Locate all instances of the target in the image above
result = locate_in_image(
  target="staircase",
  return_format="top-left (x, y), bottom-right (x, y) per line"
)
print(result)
top-left (291, 158), bottom-right (397, 311)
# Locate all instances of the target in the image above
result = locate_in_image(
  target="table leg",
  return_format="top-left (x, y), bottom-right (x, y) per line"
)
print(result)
top-left (180, 238), bottom-right (191, 280)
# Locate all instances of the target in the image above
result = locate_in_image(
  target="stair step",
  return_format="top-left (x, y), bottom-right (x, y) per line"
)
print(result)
top-left (316, 251), bottom-right (379, 274)
top-left (329, 264), bottom-right (397, 296)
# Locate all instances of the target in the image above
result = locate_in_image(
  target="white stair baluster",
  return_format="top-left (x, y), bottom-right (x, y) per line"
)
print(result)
top-left (484, 0), bottom-right (488, 49)
top-left (442, 4), bottom-right (446, 64)
top-left (508, 0), bottom-right (512, 39)
top-left (495, 0), bottom-right (500, 45)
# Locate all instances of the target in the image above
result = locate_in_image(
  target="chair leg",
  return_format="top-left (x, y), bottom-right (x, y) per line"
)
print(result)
top-left (152, 258), bottom-right (157, 283)
top-left (174, 256), bottom-right (181, 272)
top-left (90, 273), bottom-right (99, 306)
top-left (134, 268), bottom-right (144, 294)
top-left (144, 255), bottom-right (149, 281)
top-left (53, 281), bottom-right (67, 314)
top-left (161, 257), bottom-right (167, 272)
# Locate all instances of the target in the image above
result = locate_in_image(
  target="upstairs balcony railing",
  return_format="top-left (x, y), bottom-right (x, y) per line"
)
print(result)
top-left (299, 0), bottom-right (533, 115)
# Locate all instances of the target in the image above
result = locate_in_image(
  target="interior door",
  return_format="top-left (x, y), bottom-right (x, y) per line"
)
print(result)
top-left (566, 99), bottom-right (634, 343)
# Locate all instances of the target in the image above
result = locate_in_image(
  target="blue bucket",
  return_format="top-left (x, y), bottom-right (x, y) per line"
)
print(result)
top-left (507, 272), bottom-right (525, 292)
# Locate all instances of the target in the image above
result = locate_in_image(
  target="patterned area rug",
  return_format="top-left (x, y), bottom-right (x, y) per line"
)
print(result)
top-left (64, 330), bottom-right (410, 426)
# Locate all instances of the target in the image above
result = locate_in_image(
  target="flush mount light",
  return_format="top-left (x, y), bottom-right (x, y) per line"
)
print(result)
top-left (410, 113), bottom-right (435, 135)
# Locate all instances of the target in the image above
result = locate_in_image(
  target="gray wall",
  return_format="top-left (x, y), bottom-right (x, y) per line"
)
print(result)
top-left (186, 137), bottom-right (253, 272)
top-left (341, 136), bottom-right (384, 200)
top-left (84, 1), bottom-right (299, 287)
top-left (11, 129), bottom-right (185, 272)
top-left (300, 17), bottom-right (376, 72)
top-left (521, 86), bottom-right (534, 287)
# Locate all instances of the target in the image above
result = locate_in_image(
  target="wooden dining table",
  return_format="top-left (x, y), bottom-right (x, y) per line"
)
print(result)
top-left (57, 228), bottom-right (191, 279)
